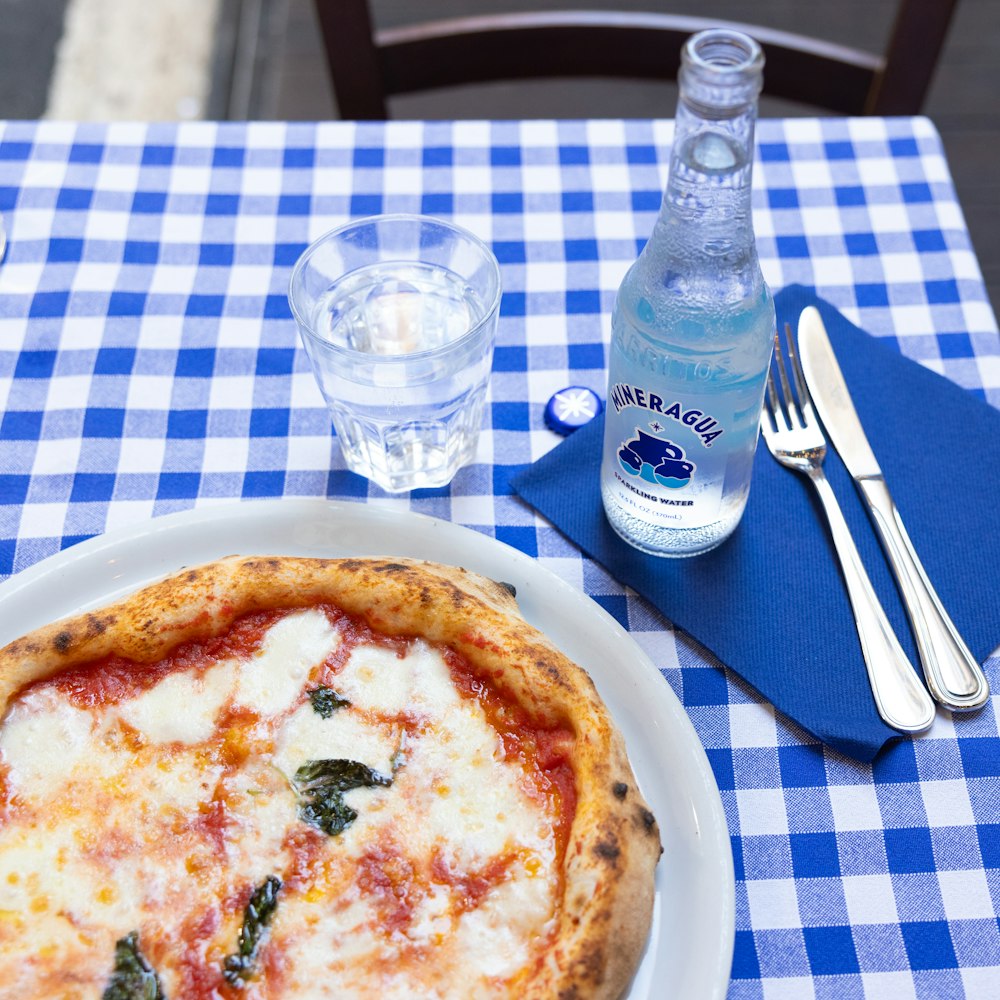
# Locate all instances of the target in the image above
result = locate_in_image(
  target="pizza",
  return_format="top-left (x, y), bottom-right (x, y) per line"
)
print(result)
top-left (0, 556), bottom-right (660, 999)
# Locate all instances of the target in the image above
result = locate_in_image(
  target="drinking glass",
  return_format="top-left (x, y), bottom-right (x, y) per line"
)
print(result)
top-left (289, 215), bottom-right (501, 492)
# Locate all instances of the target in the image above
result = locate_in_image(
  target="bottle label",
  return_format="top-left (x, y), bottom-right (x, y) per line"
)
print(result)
top-left (603, 382), bottom-right (734, 527)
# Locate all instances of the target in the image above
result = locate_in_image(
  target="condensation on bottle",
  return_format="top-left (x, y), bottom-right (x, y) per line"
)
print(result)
top-left (600, 28), bottom-right (775, 557)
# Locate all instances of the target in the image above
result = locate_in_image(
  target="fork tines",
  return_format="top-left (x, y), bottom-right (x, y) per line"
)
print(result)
top-left (766, 323), bottom-right (813, 431)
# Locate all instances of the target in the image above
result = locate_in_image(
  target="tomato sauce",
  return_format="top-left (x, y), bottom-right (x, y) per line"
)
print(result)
top-left (193, 797), bottom-right (229, 855)
top-left (430, 849), bottom-right (516, 914)
top-left (170, 905), bottom-right (225, 998)
top-left (357, 843), bottom-right (418, 935)
top-left (281, 825), bottom-right (327, 893)
top-left (33, 610), bottom-right (289, 709)
top-left (0, 764), bottom-right (13, 824)
top-left (26, 603), bottom-right (407, 715)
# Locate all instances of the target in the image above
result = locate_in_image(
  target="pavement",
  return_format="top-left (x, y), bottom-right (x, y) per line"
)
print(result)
top-left (0, 0), bottom-right (221, 121)
top-left (47, 0), bottom-right (220, 120)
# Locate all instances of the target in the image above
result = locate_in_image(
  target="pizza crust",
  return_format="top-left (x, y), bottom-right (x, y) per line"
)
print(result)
top-left (0, 555), bottom-right (660, 999)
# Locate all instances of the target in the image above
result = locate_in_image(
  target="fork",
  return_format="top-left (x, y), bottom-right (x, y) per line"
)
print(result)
top-left (760, 325), bottom-right (936, 733)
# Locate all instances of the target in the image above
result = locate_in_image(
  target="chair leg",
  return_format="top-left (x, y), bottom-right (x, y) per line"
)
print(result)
top-left (315, 0), bottom-right (388, 120)
top-left (870, 0), bottom-right (960, 113)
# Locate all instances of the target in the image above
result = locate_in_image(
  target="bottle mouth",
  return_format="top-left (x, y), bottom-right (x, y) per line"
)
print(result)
top-left (686, 29), bottom-right (763, 74)
top-left (680, 29), bottom-right (764, 114)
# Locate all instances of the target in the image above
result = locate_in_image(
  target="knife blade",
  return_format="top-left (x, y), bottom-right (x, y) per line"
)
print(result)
top-left (797, 306), bottom-right (988, 710)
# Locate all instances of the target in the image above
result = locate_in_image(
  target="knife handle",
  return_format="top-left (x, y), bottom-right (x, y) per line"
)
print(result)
top-left (856, 476), bottom-right (989, 710)
top-left (807, 467), bottom-right (936, 733)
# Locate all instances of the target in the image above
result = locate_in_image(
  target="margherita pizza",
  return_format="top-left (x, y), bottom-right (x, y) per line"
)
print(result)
top-left (0, 556), bottom-right (660, 999)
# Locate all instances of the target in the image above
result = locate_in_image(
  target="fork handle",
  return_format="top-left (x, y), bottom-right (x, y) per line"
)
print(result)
top-left (807, 467), bottom-right (936, 733)
top-left (856, 476), bottom-right (989, 710)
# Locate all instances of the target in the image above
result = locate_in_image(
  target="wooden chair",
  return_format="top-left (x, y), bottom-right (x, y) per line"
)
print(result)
top-left (314, 0), bottom-right (959, 119)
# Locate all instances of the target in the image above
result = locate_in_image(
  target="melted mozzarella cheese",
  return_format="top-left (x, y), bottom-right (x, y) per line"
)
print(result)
top-left (234, 608), bottom-right (340, 716)
top-left (0, 609), bottom-right (561, 998)
top-left (117, 659), bottom-right (238, 744)
top-left (0, 688), bottom-right (106, 799)
top-left (272, 702), bottom-right (397, 779)
top-left (335, 642), bottom-right (419, 716)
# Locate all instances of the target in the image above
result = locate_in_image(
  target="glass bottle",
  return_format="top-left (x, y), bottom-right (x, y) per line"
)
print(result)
top-left (600, 28), bottom-right (774, 557)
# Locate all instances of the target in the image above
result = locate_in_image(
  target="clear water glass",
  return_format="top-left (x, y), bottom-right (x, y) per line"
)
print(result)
top-left (289, 215), bottom-right (502, 492)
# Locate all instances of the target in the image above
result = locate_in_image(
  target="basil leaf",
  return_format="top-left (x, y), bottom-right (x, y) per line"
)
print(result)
top-left (222, 875), bottom-right (282, 988)
top-left (102, 932), bottom-right (164, 1000)
top-left (307, 686), bottom-right (350, 718)
top-left (292, 759), bottom-right (392, 837)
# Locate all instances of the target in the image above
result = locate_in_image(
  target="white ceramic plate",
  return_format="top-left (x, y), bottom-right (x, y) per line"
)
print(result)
top-left (0, 499), bottom-right (734, 999)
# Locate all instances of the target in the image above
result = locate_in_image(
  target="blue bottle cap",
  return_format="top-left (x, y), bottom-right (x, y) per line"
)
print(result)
top-left (544, 386), bottom-right (603, 435)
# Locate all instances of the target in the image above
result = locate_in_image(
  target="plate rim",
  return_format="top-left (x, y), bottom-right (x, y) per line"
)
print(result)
top-left (0, 498), bottom-right (735, 997)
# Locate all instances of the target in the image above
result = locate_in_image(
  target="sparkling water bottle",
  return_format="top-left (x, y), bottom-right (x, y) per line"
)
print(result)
top-left (600, 28), bottom-right (775, 557)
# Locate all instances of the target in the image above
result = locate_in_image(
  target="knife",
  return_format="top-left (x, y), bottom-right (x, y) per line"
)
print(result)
top-left (797, 306), bottom-right (989, 711)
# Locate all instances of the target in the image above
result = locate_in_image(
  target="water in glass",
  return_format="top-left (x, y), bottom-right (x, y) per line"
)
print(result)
top-left (308, 261), bottom-right (493, 491)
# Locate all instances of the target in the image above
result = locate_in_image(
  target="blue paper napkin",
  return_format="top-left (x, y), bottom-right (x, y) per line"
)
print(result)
top-left (512, 285), bottom-right (1000, 761)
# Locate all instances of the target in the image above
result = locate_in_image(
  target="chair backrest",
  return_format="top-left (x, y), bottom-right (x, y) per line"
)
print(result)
top-left (314, 0), bottom-right (959, 119)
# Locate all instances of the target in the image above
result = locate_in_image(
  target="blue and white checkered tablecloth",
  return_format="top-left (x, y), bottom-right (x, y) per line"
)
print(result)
top-left (1, 117), bottom-right (999, 998)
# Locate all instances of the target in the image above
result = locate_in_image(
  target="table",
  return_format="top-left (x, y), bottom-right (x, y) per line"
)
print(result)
top-left (1, 117), bottom-right (998, 998)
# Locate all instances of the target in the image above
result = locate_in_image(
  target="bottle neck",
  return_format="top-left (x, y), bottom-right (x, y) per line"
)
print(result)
top-left (661, 102), bottom-right (758, 233)
top-left (658, 29), bottom-right (763, 238)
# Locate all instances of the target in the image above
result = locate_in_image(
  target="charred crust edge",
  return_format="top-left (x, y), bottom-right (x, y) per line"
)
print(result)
top-left (373, 562), bottom-right (410, 573)
top-left (594, 839), bottom-right (620, 865)
top-left (639, 807), bottom-right (657, 833)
